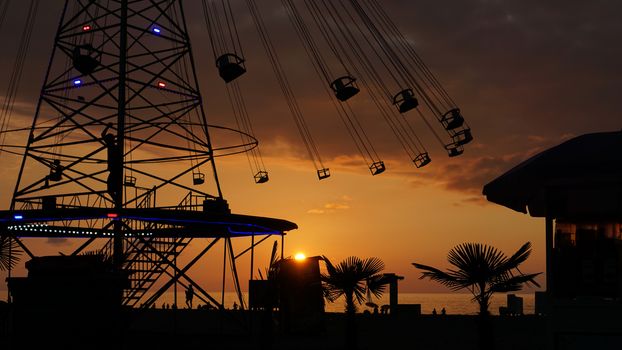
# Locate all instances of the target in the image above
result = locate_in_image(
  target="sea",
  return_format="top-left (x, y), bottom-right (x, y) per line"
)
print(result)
top-left (157, 291), bottom-right (535, 315)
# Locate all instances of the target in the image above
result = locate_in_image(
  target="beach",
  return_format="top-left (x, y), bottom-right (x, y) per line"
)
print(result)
top-left (153, 291), bottom-right (536, 315)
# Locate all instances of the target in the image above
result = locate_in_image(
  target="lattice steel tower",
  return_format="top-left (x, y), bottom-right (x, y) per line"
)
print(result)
top-left (2, 0), bottom-right (295, 308)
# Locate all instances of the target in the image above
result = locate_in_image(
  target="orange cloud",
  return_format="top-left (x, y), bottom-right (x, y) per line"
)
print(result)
top-left (306, 197), bottom-right (352, 215)
top-left (324, 203), bottom-right (350, 210)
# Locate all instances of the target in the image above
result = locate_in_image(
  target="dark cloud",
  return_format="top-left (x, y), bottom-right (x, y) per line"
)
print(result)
top-left (390, 0), bottom-right (622, 136)
top-left (2, 0), bottom-right (621, 192)
top-left (402, 132), bottom-right (573, 195)
top-left (438, 153), bottom-right (527, 193)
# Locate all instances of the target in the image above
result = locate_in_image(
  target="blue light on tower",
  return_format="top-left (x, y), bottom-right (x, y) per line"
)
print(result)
top-left (14, 214), bottom-right (23, 220)
top-left (73, 79), bottom-right (82, 86)
top-left (152, 26), bottom-right (161, 35)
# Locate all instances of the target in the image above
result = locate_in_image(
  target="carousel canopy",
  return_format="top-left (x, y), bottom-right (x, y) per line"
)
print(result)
top-left (483, 131), bottom-right (622, 219)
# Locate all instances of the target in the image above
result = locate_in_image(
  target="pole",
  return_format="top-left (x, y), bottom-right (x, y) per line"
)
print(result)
top-left (250, 234), bottom-right (255, 280)
top-left (174, 242), bottom-right (178, 308)
top-left (222, 237), bottom-right (227, 308)
top-left (281, 234), bottom-right (284, 260)
top-left (545, 216), bottom-right (554, 296)
top-left (113, 0), bottom-right (128, 271)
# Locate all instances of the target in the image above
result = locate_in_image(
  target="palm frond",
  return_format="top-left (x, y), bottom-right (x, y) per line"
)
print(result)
top-left (321, 255), bottom-right (337, 277)
top-left (0, 236), bottom-right (22, 271)
top-left (269, 240), bottom-right (279, 267)
top-left (447, 243), bottom-right (508, 282)
top-left (366, 275), bottom-right (387, 299)
top-left (412, 262), bottom-right (464, 291)
top-left (322, 256), bottom-right (386, 306)
top-left (361, 257), bottom-right (385, 276)
top-left (353, 285), bottom-right (367, 305)
top-left (496, 242), bottom-right (533, 274)
top-left (413, 241), bottom-right (541, 315)
top-left (491, 272), bottom-right (542, 293)
top-left (81, 250), bottom-right (113, 265)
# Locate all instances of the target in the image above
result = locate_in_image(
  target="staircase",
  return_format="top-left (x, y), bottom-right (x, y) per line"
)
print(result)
top-left (121, 236), bottom-right (191, 307)
top-left (99, 190), bottom-right (201, 307)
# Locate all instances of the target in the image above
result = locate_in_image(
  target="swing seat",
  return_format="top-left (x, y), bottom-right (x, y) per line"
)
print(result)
top-left (445, 143), bottom-right (464, 157)
top-left (413, 152), bottom-right (431, 168)
top-left (216, 53), bottom-right (246, 83)
top-left (124, 175), bottom-right (136, 187)
top-left (317, 168), bottom-right (330, 180)
top-left (48, 171), bottom-right (62, 182)
top-left (254, 171), bottom-right (269, 184)
top-left (393, 89), bottom-right (418, 113)
top-left (49, 159), bottom-right (62, 181)
top-left (454, 128), bottom-right (473, 146)
top-left (193, 172), bottom-right (205, 185)
top-left (369, 161), bottom-right (386, 175)
top-left (331, 76), bottom-right (360, 101)
top-left (73, 44), bottom-right (99, 75)
top-left (441, 108), bottom-right (464, 130)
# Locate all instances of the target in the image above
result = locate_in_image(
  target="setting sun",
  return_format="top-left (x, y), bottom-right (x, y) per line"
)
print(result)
top-left (294, 252), bottom-right (306, 261)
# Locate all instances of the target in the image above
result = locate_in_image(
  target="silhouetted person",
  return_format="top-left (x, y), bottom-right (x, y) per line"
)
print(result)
top-left (185, 284), bottom-right (194, 309)
top-left (432, 308), bottom-right (437, 315)
top-left (102, 123), bottom-right (121, 199)
top-left (441, 307), bottom-right (446, 315)
top-left (233, 301), bottom-right (238, 310)
top-left (373, 305), bottom-right (379, 315)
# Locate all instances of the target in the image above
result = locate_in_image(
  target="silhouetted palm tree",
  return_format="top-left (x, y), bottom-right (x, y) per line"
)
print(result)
top-left (413, 242), bottom-right (540, 315)
top-left (0, 235), bottom-right (21, 271)
top-left (322, 256), bottom-right (385, 350)
top-left (412, 242), bottom-right (540, 350)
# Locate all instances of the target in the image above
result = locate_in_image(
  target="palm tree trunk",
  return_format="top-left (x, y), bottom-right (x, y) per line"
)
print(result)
top-left (478, 291), bottom-right (494, 350)
top-left (478, 312), bottom-right (494, 350)
top-left (345, 292), bottom-right (357, 350)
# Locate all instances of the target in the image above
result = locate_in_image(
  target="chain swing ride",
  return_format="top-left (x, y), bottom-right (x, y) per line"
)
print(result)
top-left (0, 0), bottom-right (472, 310)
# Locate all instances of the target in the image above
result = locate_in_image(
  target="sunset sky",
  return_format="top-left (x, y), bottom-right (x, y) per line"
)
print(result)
top-left (1, 0), bottom-right (621, 298)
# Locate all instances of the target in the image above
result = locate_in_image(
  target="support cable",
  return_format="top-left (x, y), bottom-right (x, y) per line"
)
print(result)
top-left (346, 0), bottom-right (445, 124)
top-left (221, 0), bottom-right (243, 58)
top-left (281, 0), bottom-right (332, 82)
top-left (225, 81), bottom-right (267, 182)
top-left (360, 0), bottom-right (451, 113)
top-left (332, 0), bottom-right (402, 97)
top-left (281, 0), bottom-right (383, 172)
top-left (233, 82), bottom-right (267, 173)
top-left (201, 0), bottom-right (220, 61)
top-left (202, 0), bottom-right (268, 183)
top-left (0, 0), bottom-right (39, 157)
top-left (309, 0), bottom-right (433, 164)
top-left (347, 0), bottom-right (470, 152)
top-left (358, 0), bottom-right (472, 150)
top-left (361, 0), bottom-right (449, 113)
top-left (244, 0), bottom-right (328, 178)
top-left (0, 0), bottom-right (10, 32)
top-left (172, 4), bottom-right (211, 185)
top-left (365, 0), bottom-right (456, 108)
